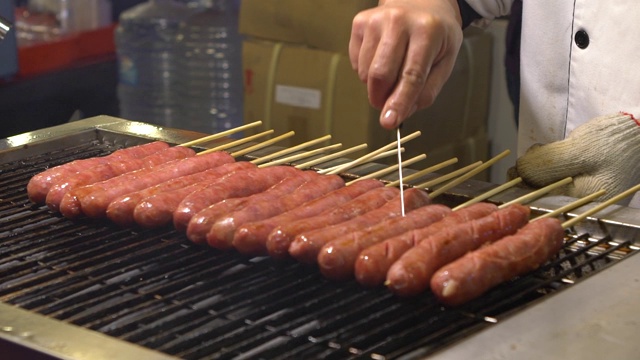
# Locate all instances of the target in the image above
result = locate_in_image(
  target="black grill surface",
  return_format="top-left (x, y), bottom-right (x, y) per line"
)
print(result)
top-left (1, 140), bottom-right (637, 359)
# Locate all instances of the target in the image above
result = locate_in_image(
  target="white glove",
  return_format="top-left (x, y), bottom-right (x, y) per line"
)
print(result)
top-left (513, 113), bottom-right (640, 205)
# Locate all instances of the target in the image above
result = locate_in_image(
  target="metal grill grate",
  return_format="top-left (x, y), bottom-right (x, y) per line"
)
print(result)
top-left (0, 139), bottom-right (638, 359)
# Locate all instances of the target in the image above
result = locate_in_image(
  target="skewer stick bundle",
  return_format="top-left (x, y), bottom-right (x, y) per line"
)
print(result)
top-left (294, 143), bottom-right (369, 169)
top-left (561, 183), bottom-right (640, 229)
top-left (322, 131), bottom-right (422, 175)
top-left (427, 149), bottom-right (511, 199)
top-left (414, 161), bottom-right (483, 190)
top-left (319, 148), bottom-right (403, 174)
top-left (346, 154), bottom-right (427, 186)
top-left (250, 134), bottom-right (332, 165)
top-left (178, 121), bottom-right (263, 147)
top-left (386, 157), bottom-right (458, 188)
top-left (258, 143), bottom-right (344, 168)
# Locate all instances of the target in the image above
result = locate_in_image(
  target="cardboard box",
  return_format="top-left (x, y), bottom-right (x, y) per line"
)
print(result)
top-left (242, 28), bottom-right (493, 180)
top-left (243, 39), bottom-right (389, 152)
top-left (239, 0), bottom-right (377, 54)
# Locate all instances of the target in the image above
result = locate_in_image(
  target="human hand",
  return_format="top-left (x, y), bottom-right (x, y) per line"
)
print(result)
top-left (349, 0), bottom-right (463, 129)
top-left (511, 113), bottom-right (640, 204)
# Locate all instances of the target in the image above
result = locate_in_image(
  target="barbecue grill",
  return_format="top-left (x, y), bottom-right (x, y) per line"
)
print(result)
top-left (1, 115), bottom-right (639, 360)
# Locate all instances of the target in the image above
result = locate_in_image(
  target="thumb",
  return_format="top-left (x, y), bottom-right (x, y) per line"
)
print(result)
top-left (516, 139), bottom-right (590, 188)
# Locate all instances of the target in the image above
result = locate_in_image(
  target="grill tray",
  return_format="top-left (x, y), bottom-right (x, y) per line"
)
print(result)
top-left (1, 116), bottom-right (639, 359)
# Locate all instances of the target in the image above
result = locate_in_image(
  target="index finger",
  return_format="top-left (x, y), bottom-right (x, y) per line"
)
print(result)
top-left (379, 33), bottom-right (435, 129)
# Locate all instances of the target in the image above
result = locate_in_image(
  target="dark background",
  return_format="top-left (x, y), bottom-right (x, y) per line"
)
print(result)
top-left (0, 0), bottom-right (147, 139)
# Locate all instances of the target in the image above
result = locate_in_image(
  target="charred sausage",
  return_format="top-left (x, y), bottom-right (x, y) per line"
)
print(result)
top-left (317, 203), bottom-right (452, 281)
top-left (386, 203), bottom-right (531, 297)
top-left (59, 151), bottom-right (234, 219)
top-left (171, 166), bottom-right (302, 231)
top-left (186, 170), bottom-right (320, 244)
top-left (232, 179), bottom-right (384, 256)
top-left (354, 202), bottom-right (498, 287)
top-left (208, 174), bottom-right (345, 251)
top-left (430, 217), bottom-right (565, 306)
top-left (106, 161), bottom-right (255, 227)
top-left (266, 186), bottom-right (399, 259)
top-left (289, 187), bottom-right (432, 264)
top-left (27, 141), bottom-right (169, 204)
top-left (46, 146), bottom-right (195, 212)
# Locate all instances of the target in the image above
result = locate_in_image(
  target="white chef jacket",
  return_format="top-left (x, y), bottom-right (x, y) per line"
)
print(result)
top-left (466, 0), bottom-right (640, 207)
top-left (468, 0), bottom-right (640, 152)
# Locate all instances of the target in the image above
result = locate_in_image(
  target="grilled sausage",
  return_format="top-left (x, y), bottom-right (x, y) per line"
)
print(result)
top-left (430, 217), bottom-right (565, 306)
top-left (59, 151), bottom-right (234, 219)
top-left (171, 166), bottom-right (302, 231)
top-left (232, 179), bottom-right (384, 256)
top-left (186, 170), bottom-right (320, 244)
top-left (214, 174), bottom-right (345, 252)
top-left (317, 203), bottom-right (452, 281)
top-left (289, 187), bottom-right (432, 264)
top-left (27, 141), bottom-right (169, 204)
top-left (46, 146), bottom-right (195, 212)
top-left (354, 202), bottom-right (498, 287)
top-left (132, 165), bottom-right (282, 229)
top-left (106, 161), bottom-right (255, 227)
top-left (386, 203), bottom-right (531, 297)
top-left (266, 186), bottom-right (399, 260)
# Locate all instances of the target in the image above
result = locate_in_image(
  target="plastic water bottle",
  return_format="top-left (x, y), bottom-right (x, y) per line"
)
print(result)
top-left (115, 0), bottom-right (196, 127)
top-left (174, 0), bottom-right (244, 135)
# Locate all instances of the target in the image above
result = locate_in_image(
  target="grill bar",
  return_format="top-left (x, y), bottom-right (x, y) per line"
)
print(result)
top-left (1, 124), bottom-right (639, 359)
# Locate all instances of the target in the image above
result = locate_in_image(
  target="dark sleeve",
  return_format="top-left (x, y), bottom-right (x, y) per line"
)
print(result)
top-left (457, 0), bottom-right (483, 28)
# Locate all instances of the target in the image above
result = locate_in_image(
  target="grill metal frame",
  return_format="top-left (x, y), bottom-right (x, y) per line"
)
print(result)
top-left (1, 116), bottom-right (639, 360)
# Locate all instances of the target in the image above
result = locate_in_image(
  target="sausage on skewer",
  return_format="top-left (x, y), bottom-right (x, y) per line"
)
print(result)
top-left (46, 146), bottom-right (196, 212)
top-left (354, 202), bottom-right (498, 287)
top-left (170, 166), bottom-right (302, 231)
top-left (317, 203), bottom-right (452, 281)
top-left (185, 170), bottom-right (322, 244)
top-left (266, 186), bottom-right (400, 259)
top-left (105, 161), bottom-right (255, 227)
top-left (59, 151), bottom-right (235, 219)
top-left (232, 179), bottom-right (384, 256)
top-left (289, 187), bottom-right (433, 264)
top-left (431, 185), bottom-right (640, 306)
top-left (386, 203), bottom-right (531, 297)
top-left (27, 141), bottom-right (170, 204)
top-left (430, 217), bottom-right (564, 306)
top-left (208, 174), bottom-right (346, 250)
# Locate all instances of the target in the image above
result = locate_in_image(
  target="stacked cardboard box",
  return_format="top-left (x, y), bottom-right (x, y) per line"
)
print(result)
top-left (240, 0), bottom-right (493, 179)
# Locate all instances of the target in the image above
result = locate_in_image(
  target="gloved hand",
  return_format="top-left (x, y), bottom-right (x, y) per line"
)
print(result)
top-left (510, 113), bottom-right (640, 205)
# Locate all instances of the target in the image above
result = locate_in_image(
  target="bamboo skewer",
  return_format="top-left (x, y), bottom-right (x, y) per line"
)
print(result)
top-left (323, 131), bottom-right (422, 175)
top-left (499, 177), bottom-right (574, 209)
top-left (178, 121), bottom-right (263, 147)
top-left (230, 131), bottom-right (296, 157)
top-left (452, 177), bottom-right (523, 211)
top-left (258, 143), bottom-right (344, 168)
top-left (294, 143), bottom-right (369, 170)
top-left (453, 177), bottom-right (575, 211)
top-left (386, 157), bottom-right (459, 187)
top-left (414, 161), bottom-right (483, 190)
top-left (319, 149), bottom-right (403, 174)
top-left (346, 154), bottom-right (427, 186)
top-left (532, 189), bottom-right (607, 222)
top-left (197, 130), bottom-right (275, 154)
top-left (427, 149), bottom-right (511, 199)
top-left (561, 183), bottom-right (640, 229)
top-left (251, 135), bottom-right (332, 165)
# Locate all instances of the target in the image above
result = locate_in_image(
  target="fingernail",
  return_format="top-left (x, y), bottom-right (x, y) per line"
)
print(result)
top-left (382, 109), bottom-right (398, 128)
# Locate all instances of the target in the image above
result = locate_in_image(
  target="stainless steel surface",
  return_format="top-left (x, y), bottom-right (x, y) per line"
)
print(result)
top-left (1, 115), bottom-right (640, 359)
top-left (431, 248), bottom-right (640, 360)
top-left (0, 303), bottom-right (178, 360)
